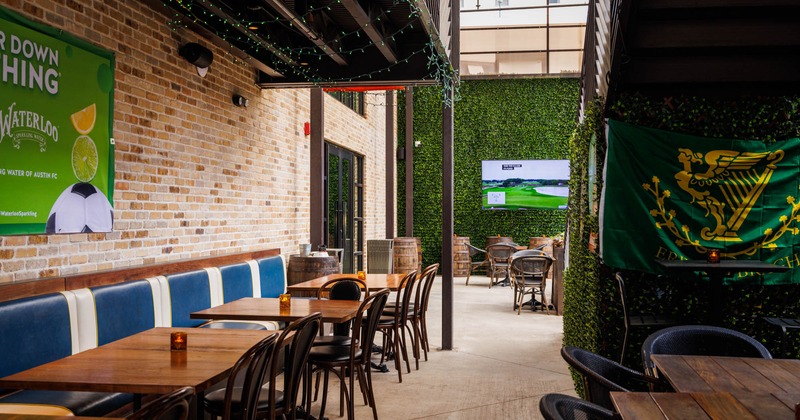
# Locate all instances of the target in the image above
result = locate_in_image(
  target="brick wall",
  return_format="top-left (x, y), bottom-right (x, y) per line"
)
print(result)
top-left (0, 0), bottom-right (394, 282)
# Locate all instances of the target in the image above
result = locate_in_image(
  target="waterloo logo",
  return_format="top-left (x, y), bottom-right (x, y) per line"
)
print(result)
top-left (644, 148), bottom-right (800, 259)
top-left (0, 102), bottom-right (59, 151)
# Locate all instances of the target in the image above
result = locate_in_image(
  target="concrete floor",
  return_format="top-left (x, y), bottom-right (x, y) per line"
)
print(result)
top-left (306, 274), bottom-right (577, 419)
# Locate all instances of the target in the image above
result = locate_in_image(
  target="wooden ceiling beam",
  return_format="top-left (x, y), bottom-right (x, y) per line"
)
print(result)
top-left (631, 20), bottom-right (800, 50)
top-left (261, 0), bottom-right (348, 66)
top-left (340, 0), bottom-right (398, 63)
top-left (625, 55), bottom-right (800, 84)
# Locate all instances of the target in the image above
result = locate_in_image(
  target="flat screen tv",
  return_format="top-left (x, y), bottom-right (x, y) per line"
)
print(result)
top-left (482, 159), bottom-right (569, 210)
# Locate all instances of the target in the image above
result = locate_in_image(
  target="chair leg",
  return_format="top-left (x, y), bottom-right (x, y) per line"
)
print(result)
top-left (319, 369), bottom-right (330, 420)
top-left (541, 289), bottom-right (550, 315)
top-left (619, 325), bottom-right (629, 364)
top-left (363, 363), bottom-right (379, 420)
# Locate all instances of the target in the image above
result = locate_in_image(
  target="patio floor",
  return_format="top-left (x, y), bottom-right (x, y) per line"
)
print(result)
top-left (308, 273), bottom-right (577, 419)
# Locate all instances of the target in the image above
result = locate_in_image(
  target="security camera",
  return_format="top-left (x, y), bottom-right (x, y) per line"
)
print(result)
top-left (179, 43), bottom-right (213, 68)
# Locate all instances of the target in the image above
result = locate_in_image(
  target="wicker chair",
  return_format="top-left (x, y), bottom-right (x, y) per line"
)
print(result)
top-left (560, 346), bottom-right (658, 411)
top-left (509, 253), bottom-right (554, 314)
top-left (539, 393), bottom-right (617, 420)
top-left (486, 243), bottom-right (518, 288)
top-left (641, 325), bottom-right (772, 377)
top-left (464, 243), bottom-right (489, 285)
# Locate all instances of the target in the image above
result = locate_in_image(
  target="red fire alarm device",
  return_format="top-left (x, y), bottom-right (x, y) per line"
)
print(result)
top-left (303, 122), bottom-right (311, 136)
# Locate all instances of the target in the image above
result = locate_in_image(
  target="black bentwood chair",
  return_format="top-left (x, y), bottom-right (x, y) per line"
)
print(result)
top-left (560, 346), bottom-right (658, 412)
top-left (128, 386), bottom-right (194, 420)
top-left (641, 325), bottom-right (772, 377)
top-left (539, 393), bottom-right (617, 420)
top-left (305, 288), bottom-right (390, 420)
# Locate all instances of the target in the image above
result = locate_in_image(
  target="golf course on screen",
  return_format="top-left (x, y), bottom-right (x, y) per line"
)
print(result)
top-left (481, 160), bottom-right (569, 210)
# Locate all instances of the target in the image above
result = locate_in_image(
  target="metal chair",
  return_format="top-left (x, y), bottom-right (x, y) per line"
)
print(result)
top-left (560, 346), bottom-right (658, 411)
top-left (486, 243), bottom-right (518, 288)
top-left (510, 253), bottom-right (554, 314)
top-left (761, 317), bottom-right (800, 357)
top-left (538, 393), bottom-right (617, 420)
top-left (641, 325), bottom-right (772, 377)
top-left (376, 270), bottom-right (419, 383)
top-left (615, 273), bottom-right (677, 364)
top-left (464, 243), bottom-right (488, 285)
top-left (129, 386), bottom-right (194, 420)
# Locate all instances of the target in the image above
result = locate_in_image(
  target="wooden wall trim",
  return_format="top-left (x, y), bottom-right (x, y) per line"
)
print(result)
top-left (0, 248), bottom-right (281, 303)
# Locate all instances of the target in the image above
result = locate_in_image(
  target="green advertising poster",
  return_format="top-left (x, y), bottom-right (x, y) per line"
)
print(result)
top-left (0, 6), bottom-right (114, 235)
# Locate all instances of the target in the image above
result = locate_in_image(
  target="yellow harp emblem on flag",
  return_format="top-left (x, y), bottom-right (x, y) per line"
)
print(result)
top-left (674, 148), bottom-right (784, 242)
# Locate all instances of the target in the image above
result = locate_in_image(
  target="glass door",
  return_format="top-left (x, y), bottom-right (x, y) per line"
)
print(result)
top-left (325, 143), bottom-right (363, 273)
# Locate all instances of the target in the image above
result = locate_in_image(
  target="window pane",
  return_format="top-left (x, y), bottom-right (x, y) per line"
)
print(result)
top-left (549, 51), bottom-right (582, 74)
top-left (462, 27), bottom-right (547, 53)
top-left (549, 26), bottom-right (585, 50)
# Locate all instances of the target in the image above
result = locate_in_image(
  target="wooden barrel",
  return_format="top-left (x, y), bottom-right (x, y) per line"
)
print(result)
top-left (486, 236), bottom-right (514, 248)
top-left (287, 255), bottom-right (339, 286)
top-left (529, 237), bottom-right (554, 256)
top-left (393, 237), bottom-right (420, 274)
top-left (453, 236), bottom-right (471, 277)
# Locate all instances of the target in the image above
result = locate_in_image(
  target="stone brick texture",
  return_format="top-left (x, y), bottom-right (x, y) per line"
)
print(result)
top-left (0, 0), bottom-right (395, 283)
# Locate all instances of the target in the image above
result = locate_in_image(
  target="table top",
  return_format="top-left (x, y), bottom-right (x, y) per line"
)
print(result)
top-left (286, 273), bottom-right (405, 293)
top-left (656, 259), bottom-right (789, 274)
top-left (0, 328), bottom-right (274, 395)
top-left (611, 391), bottom-right (800, 420)
top-left (190, 297), bottom-right (361, 323)
top-left (652, 355), bottom-right (800, 394)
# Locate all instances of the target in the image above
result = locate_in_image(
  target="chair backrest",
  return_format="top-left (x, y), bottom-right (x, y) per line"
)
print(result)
top-left (317, 278), bottom-right (366, 336)
top-left (221, 333), bottom-right (279, 420)
top-left (465, 243), bottom-right (486, 259)
top-left (264, 312), bottom-right (322, 419)
top-left (538, 393), bottom-right (616, 420)
top-left (641, 325), bottom-right (772, 376)
top-left (129, 386), bottom-right (195, 420)
top-left (510, 255), bottom-right (554, 283)
top-left (316, 278), bottom-right (368, 300)
top-left (392, 270), bottom-right (419, 323)
top-left (418, 263), bottom-right (440, 314)
top-left (614, 273), bottom-right (631, 329)
top-left (512, 249), bottom-right (549, 258)
top-left (486, 243), bottom-right (517, 262)
top-left (356, 289), bottom-right (391, 363)
top-left (561, 346), bottom-right (654, 411)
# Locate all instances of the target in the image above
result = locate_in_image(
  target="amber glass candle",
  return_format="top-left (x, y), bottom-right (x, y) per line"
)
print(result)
top-left (357, 270), bottom-right (366, 280)
top-left (707, 249), bottom-right (720, 264)
top-left (170, 331), bottom-right (187, 351)
top-left (279, 293), bottom-right (291, 310)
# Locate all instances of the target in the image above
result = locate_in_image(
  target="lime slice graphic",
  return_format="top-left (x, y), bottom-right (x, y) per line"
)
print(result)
top-left (72, 135), bottom-right (98, 182)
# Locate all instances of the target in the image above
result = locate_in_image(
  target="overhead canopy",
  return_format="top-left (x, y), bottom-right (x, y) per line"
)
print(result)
top-left (146, 0), bottom-right (454, 89)
top-left (605, 0), bottom-right (800, 111)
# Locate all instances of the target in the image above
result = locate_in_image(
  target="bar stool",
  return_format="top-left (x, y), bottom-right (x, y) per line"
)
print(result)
top-left (761, 317), bottom-right (800, 357)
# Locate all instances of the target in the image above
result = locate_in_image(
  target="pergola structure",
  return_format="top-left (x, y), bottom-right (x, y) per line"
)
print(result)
top-left (583, 0), bottom-right (800, 114)
top-left (144, 0), bottom-right (460, 349)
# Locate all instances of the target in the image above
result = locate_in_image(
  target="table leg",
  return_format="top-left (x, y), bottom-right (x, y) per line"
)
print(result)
top-left (708, 273), bottom-right (724, 326)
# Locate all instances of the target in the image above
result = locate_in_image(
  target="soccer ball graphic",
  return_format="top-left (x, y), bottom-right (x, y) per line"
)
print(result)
top-left (45, 183), bottom-right (114, 233)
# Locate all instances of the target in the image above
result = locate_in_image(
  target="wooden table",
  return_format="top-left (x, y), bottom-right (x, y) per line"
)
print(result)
top-left (656, 259), bottom-right (789, 324)
top-left (190, 297), bottom-right (361, 324)
top-left (611, 391), bottom-right (800, 419)
top-left (651, 354), bottom-right (800, 394)
top-left (286, 273), bottom-right (405, 296)
top-left (620, 355), bottom-right (800, 419)
top-left (0, 328), bottom-right (273, 395)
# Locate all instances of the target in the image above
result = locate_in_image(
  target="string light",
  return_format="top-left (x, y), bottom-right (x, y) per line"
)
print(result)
top-left (164, 0), bottom-right (459, 103)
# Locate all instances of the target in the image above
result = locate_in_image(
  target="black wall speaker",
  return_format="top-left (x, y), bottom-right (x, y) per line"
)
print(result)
top-left (179, 43), bottom-right (213, 68)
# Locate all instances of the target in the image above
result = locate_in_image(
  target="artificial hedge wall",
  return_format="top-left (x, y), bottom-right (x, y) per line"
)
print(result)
top-left (564, 93), bottom-right (800, 388)
top-left (397, 78), bottom-right (580, 265)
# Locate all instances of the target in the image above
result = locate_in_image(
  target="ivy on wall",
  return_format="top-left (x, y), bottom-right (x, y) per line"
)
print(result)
top-left (397, 78), bottom-right (580, 265)
top-left (564, 93), bottom-right (800, 390)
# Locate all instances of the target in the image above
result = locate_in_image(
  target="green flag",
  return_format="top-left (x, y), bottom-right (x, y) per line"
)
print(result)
top-left (601, 119), bottom-right (800, 285)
